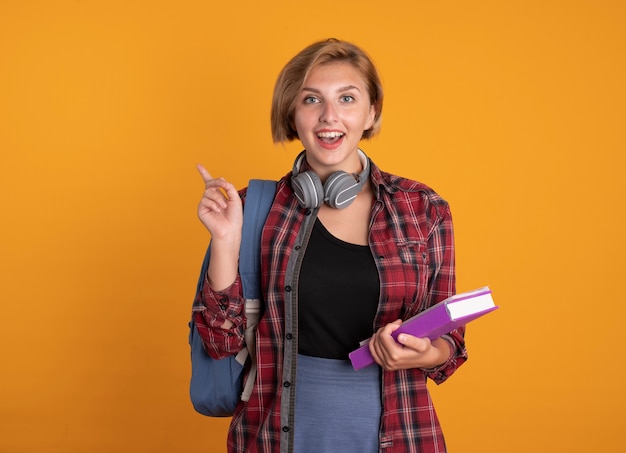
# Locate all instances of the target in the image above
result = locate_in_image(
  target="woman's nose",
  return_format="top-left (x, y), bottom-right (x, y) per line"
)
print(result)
top-left (319, 102), bottom-right (338, 123)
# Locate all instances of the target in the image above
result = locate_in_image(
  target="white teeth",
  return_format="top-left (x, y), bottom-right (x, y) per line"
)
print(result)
top-left (317, 131), bottom-right (344, 138)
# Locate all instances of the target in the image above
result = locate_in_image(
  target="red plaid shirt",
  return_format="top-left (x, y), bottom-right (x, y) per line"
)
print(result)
top-left (193, 157), bottom-right (467, 452)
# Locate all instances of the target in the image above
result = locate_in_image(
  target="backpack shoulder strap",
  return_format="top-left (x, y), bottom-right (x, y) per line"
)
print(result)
top-left (239, 179), bottom-right (277, 299)
top-left (239, 179), bottom-right (276, 402)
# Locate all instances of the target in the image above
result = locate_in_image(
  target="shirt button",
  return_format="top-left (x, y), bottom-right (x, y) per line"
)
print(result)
top-left (305, 209), bottom-right (312, 216)
top-left (285, 286), bottom-right (292, 292)
top-left (283, 381), bottom-right (291, 388)
top-left (282, 426), bottom-right (290, 432)
top-left (286, 333), bottom-right (293, 340)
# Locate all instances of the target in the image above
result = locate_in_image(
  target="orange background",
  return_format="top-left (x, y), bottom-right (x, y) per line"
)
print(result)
top-left (1, 1), bottom-right (625, 452)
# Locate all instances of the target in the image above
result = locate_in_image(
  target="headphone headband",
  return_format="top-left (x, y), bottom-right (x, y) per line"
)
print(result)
top-left (291, 150), bottom-right (370, 209)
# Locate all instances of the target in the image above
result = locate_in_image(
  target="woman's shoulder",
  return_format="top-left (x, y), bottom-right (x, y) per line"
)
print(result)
top-left (372, 164), bottom-right (449, 209)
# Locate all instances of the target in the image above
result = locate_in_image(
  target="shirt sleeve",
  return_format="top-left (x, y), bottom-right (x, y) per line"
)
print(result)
top-left (422, 328), bottom-right (467, 384)
top-left (422, 205), bottom-right (468, 384)
top-left (192, 275), bottom-right (246, 359)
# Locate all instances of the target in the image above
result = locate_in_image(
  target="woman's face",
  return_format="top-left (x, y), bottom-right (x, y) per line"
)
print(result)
top-left (293, 61), bottom-right (375, 178)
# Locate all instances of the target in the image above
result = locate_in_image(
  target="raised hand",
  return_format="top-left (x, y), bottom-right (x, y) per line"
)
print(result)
top-left (196, 164), bottom-right (243, 241)
top-left (196, 164), bottom-right (242, 291)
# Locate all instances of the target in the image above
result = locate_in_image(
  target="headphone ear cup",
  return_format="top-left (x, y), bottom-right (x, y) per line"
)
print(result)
top-left (291, 171), bottom-right (325, 209)
top-left (324, 171), bottom-right (363, 209)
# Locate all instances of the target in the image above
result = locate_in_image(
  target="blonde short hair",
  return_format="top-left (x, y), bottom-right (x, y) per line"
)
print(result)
top-left (271, 38), bottom-right (383, 143)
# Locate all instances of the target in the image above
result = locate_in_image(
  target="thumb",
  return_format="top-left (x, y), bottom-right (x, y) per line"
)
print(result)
top-left (397, 333), bottom-right (430, 353)
top-left (384, 319), bottom-right (403, 335)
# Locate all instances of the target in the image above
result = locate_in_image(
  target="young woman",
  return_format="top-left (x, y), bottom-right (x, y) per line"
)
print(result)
top-left (193, 38), bottom-right (467, 453)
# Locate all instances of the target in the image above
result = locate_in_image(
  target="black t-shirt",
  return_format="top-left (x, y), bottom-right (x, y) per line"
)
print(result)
top-left (297, 219), bottom-right (380, 359)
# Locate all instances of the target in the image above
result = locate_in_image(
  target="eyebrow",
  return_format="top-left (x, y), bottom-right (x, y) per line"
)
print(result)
top-left (301, 85), bottom-right (361, 94)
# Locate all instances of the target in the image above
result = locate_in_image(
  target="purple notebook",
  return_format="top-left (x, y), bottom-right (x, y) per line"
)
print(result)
top-left (349, 287), bottom-right (498, 370)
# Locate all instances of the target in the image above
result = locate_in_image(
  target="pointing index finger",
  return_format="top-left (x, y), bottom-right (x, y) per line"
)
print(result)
top-left (196, 163), bottom-right (213, 182)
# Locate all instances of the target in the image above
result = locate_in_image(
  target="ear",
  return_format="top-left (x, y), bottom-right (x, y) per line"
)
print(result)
top-left (365, 104), bottom-right (376, 131)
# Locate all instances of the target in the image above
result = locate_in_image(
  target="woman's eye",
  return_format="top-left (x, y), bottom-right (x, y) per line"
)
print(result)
top-left (304, 96), bottom-right (320, 104)
top-left (340, 95), bottom-right (355, 103)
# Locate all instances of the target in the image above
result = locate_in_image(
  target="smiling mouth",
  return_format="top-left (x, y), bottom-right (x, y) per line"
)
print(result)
top-left (317, 131), bottom-right (345, 144)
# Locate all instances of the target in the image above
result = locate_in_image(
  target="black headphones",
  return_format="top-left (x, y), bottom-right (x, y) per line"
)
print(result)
top-left (291, 149), bottom-right (370, 209)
